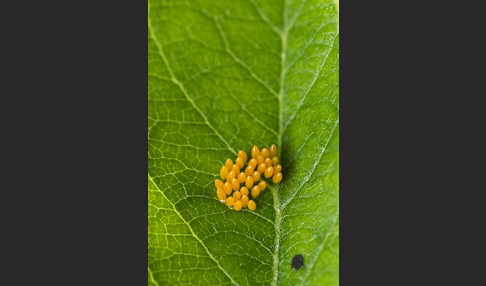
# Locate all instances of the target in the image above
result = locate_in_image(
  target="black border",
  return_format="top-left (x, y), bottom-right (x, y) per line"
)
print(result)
top-left (7, 0), bottom-right (149, 284)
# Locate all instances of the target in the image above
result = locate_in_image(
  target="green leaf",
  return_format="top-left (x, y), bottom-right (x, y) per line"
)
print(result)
top-left (148, 0), bottom-right (339, 285)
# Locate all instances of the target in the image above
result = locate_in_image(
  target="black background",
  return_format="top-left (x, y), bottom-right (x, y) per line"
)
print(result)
top-left (1, 0), bottom-right (484, 284)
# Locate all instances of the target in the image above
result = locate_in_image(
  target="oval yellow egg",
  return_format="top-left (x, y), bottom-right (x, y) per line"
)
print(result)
top-left (240, 186), bottom-right (249, 196)
top-left (253, 171), bottom-right (261, 182)
top-left (261, 148), bottom-right (270, 158)
top-left (240, 195), bottom-right (249, 207)
top-left (238, 150), bottom-right (248, 163)
top-left (251, 185), bottom-right (261, 198)
top-left (231, 178), bottom-right (240, 191)
top-left (237, 172), bottom-right (246, 183)
top-left (224, 182), bottom-right (232, 195)
top-left (264, 166), bottom-right (274, 178)
top-left (225, 158), bottom-right (233, 170)
top-left (227, 170), bottom-right (235, 182)
top-left (215, 179), bottom-right (224, 189)
top-left (233, 200), bottom-right (242, 211)
top-left (245, 175), bottom-right (254, 188)
top-left (248, 200), bottom-right (256, 211)
top-left (258, 180), bottom-right (267, 191)
top-left (272, 172), bottom-right (283, 183)
top-left (220, 166), bottom-right (228, 179)
top-left (226, 196), bottom-right (234, 207)
top-left (251, 145), bottom-right (260, 158)
top-left (257, 163), bottom-right (266, 174)
top-left (269, 144), bottom-right (277, 157)
top-left (235, 157), bottom-right (244, 169)
top-left (217, 188), bottom-right (226, 201)
top-left (232, 164), bottom-right (240, 176)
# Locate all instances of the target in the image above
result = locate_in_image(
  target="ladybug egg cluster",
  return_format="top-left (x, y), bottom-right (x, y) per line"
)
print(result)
top-left (215, 144), bottom-right (283, 211)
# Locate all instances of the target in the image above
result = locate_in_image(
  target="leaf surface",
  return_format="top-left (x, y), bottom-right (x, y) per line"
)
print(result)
top-left (148, 0), bottom-right (339, 285)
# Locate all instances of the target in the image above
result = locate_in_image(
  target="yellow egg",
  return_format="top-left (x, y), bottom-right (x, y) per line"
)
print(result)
top-left (251, 145), bottom-right (260, 158)
top-left (245, 175), bottom-right (254, 188)
top-left (233, 200), bottom-right (242, 211)
top-left (225, 158), bottom-right (233, 170)
top-left (240, 195), bottom-right (249, 207)
top-left (231, 178), bottom-right (240, 191)
top-left (217, 188), bottom-right (226, 201)
top-left (215, 179), bottom-right (224, 189)
top-left (269, 144), bottom-right (277, 157)
top-left (240, 186), bottom-right (249, 196)
top-left (264, 157), bottom-right (272, 167)
top-left (224, 182), bottom-right (232, 195)
top-left (264, 166), bottom-right (274, 178)
top-left (252, 171), bottom-right (260, 182)
top-left (274, 164), bottom-right (282, 173)
top-left (248, 158), bottom-right (258, 168)
top-left (258, 180), bottom-right (267, 191)
top-left (232, 164), bottom-right (240, 176)
top-left (235, 157), bottom-right (244, 169)
top-left (227, 170), bottom-right (235, 182)
top-left (261, 148), bottom-right (270, 158)
top-left (248, 200), bottom-right (256, 211)
top-left (238, 150), bottom-right (248, 163)
top-left (226, 196), bottom-right (234, 207)
top-left (272, 172), bottom-right (283, 183)
top-left (237, 172), bottom-right (246, 183)
top-left (233, 190), bottom-right (241, 200)
top-left (251, 185), bottom-right (261, 198)
top-left (220, 166), bottom-right (228, 179)
top-left (257, 163), bottom-right (266, 174)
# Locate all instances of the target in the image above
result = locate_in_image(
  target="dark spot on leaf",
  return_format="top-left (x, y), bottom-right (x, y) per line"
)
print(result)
top-left (291, 254), bottom-right (304, 270)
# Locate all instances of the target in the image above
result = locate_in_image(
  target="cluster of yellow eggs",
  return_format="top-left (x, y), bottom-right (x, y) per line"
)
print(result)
top-left (215, 144), bottom-right (283, 211)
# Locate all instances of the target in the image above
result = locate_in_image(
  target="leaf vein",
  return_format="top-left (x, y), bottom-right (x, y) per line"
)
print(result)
top-left (148, 6), bottom-right (237, 155)
top-left (283, 34), bottom-right (338, 132)
top-left (149, 175), bottom-right (241, 286)
top-left (282, 119), bottom-right (338, 209)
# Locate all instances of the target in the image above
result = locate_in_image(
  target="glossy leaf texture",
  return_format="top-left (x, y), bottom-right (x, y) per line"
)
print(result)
top-left (148, 0), bottom-right (338, 285)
